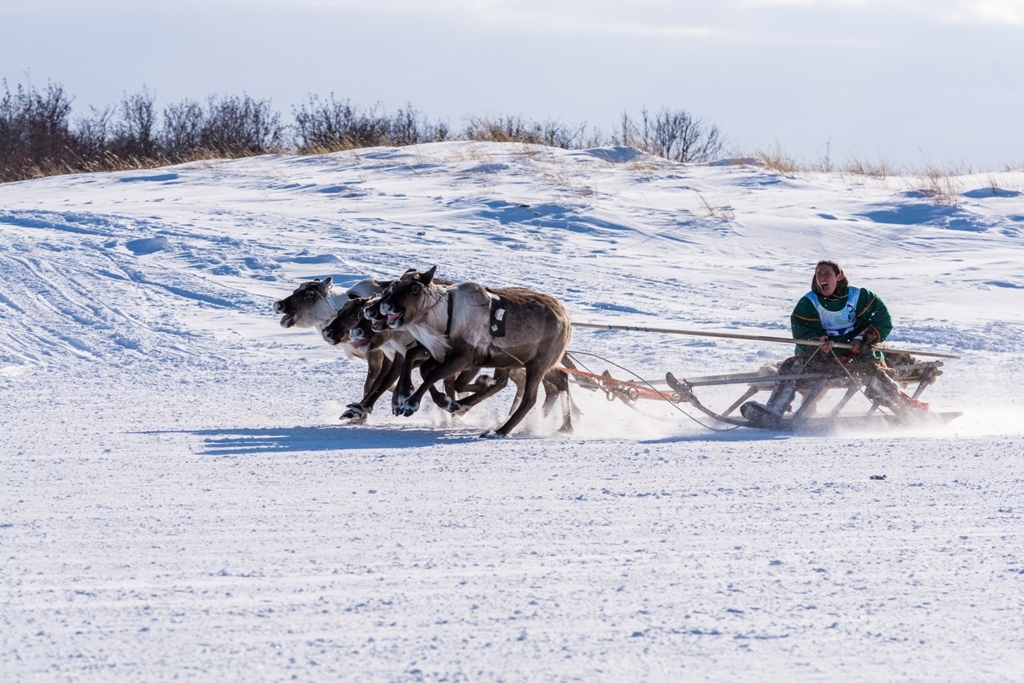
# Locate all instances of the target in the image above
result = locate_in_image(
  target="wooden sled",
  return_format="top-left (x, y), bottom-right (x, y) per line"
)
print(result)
top-left (563, 357), bottom-right (960, 432)
top-left (664, 357), bottom-right (960, 432)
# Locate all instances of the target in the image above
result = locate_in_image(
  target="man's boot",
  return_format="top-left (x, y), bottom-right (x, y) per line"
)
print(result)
top-left (864, 373), bottom-right (909, 415)
top-left (741, 383), bottom-right (795, 428)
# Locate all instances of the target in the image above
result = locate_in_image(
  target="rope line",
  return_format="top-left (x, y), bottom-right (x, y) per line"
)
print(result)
top-left (565, 350), bottom-right (741, 432)
top-left (824, 348), bottom-right (897, 418)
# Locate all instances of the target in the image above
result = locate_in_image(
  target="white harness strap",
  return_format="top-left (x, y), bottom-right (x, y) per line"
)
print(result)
top-left (806, 286), bottom-right (860, 337)
top-left (322, 287), bottom-right (343, 311)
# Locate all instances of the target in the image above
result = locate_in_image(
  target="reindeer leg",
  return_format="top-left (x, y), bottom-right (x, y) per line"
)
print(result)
top-left (485, 362), bottom-right (544, 438)
top-left (540, 376), bottom-right (560, 418)
top-left (392, 346), bottom-right (431, 415)
top-left (454, 369), bottom-right (502, 395)
top-left (427, 384), bottom-right (457, 411)
top-left (446, 369), bottom-right (480, 401)
top-left (364, 350), bottom-right (384, 397)
top-left (541, 368), bottom-right (574, 434)
top-left (344, 351), bottom-right (385, 415)
top-left (443, 368), bottom-right (511, 413)
top-left (343, 354), bottom-right (398, 420)
top-left (409, 357), bottom-right (458, 412)
top-left (396, 355), bottom-right (475, 417)
top-left (508, 369), bottom-right (526, 417)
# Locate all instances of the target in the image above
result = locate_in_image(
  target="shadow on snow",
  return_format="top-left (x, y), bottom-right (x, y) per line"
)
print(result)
top-left (141, 425), bottom-right (480, 456)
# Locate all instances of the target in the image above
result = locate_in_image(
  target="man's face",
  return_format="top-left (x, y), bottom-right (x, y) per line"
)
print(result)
top-left (815, 265), bottom-right (839, 297)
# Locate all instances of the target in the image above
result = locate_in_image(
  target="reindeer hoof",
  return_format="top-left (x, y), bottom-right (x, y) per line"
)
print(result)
top-left (395, 400), bottom-right (419, 417)
top-left (479, 430), bottom-right (505, 439)
top-left (341, 404), bottom-right (368, 420)
top-left (344, 403), bottom-right (372, 419)
top-left (445, 400), bottom-right (466, 415)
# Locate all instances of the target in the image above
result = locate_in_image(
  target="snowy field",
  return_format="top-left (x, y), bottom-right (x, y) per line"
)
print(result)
top-left (2, 142), bottom-right (1023, 681)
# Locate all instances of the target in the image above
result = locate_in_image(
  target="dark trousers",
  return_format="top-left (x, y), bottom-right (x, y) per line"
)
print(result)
top-left (765, 352), bottom-right (900, 415)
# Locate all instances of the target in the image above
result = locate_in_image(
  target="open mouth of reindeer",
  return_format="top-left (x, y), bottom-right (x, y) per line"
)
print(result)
top-left (386, 311), bottom-right (404, 328)
top-left (273, 300), bottom-right (297, 328)
top-left (352, 336), bottom-right (371, 351)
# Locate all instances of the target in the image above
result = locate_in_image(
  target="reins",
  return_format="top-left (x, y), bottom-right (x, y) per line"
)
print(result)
top-left (565, 350), bottom-right (741, 432)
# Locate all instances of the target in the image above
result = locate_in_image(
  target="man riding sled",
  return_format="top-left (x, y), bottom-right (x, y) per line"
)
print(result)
top-left (740, 260), bottom-right (929, 427)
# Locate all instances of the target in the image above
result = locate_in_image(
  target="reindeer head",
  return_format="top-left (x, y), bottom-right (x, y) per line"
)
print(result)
top-left (321, 297), bottom-right (370, 345)
top-left (347, 317), bottom-right (377, 353)
top-left (272, 277), bottom-right (335, 328)
top-left (362, 295), bottom-right (389, 333)
top-left (377, 266), bottom-right (436, 329)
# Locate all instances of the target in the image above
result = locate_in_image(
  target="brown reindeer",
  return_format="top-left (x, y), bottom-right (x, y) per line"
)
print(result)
top-left (377, 266), bottom-right (573, 438)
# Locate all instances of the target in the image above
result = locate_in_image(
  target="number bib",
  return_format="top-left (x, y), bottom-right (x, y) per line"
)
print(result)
top-left (805, 287), bottom-right (860, 337)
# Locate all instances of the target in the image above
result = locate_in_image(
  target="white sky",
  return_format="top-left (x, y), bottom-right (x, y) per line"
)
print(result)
top-left (3, 0), bottom-right (1023, 167)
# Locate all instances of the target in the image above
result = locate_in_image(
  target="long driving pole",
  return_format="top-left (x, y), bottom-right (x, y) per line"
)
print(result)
top-left (571, 322), bottom-right (961, 360)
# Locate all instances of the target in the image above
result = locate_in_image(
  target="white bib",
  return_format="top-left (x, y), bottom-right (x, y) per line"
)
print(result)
top-left (805, 287), bottom-right (860, 337)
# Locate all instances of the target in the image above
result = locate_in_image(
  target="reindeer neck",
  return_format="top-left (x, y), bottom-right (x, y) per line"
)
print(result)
top-left (417, 286), bottom-right (450, 330)
top-left (339, 341), bottom-right (361, 361)
top-left (406, 285), bottom-right (451, 360)
top-left (325, 288), bottom-right (348, 311)
top-left (314, 289), bottom-right (348, 331)
top-left (385, 330), bottom-right (416, 355)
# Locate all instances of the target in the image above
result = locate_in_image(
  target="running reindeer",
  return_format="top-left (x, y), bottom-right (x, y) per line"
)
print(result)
top-left (377, 266), bottom-right (573, 438)
top-left (273, 276), bottom-right (464, 420)
top-left (332, 291), bottom-right (578, 432)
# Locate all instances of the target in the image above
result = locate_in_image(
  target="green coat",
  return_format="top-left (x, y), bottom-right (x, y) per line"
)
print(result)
top-left (791, 287), bottom-right (892, 358)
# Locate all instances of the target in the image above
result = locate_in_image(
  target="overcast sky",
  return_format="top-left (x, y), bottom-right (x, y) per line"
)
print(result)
top-left (3, 0), bottom-right (1023, 167)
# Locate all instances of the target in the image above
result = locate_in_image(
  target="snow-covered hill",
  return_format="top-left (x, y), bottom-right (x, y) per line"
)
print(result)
top-left (2, 143), bottom-right (1022, 681)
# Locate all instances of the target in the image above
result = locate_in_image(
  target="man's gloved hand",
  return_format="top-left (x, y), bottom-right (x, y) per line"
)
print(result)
top-left (862, 328), bottom-right (880, 348)
top-left (849, 328), bottom-right (880, 357)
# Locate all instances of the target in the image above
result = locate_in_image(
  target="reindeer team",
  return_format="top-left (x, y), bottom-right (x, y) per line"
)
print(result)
top-left (273, 267), bottom-right (578, 438)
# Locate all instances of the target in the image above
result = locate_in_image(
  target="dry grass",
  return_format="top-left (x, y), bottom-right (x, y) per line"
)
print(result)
top-left (842, 156), bottom-right (897, 179)
top-left (295, 140), bottom-right (366, 155)
top-left (755, 141), bottom-right (801, 174)
top-left (695, 190), bottom-right (734, 220)
top-left (739, 139), bottom-right (986, 207)
top-left (906, 161), bottom-right (968, 206)
top-left (7, 147), bottom-right (276, 182)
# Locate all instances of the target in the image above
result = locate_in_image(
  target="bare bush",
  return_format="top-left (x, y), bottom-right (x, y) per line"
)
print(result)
top-left (161, 100), bottom-right (205, 158)
top-left (200, 94), bottom-right (283, 155)
top-left (0, 81), bottom-right (77, 181)
top-left (909, 161), bottom-right (969, 206)
top-left (843, 156), bottom-right (897, 179)
top-left (112, 88), bottom-right (159, 159)
top-left (2, 79), bottom-right (735, 183)
top-left (464, 115), bottom-right (591, 150)
top-left (293, 95), bottom-right (449, 152)
top-left (74, 106), bottom-right (115, 160)
top-left (615, 108), bottom-right (724, 163)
